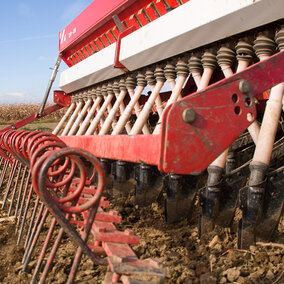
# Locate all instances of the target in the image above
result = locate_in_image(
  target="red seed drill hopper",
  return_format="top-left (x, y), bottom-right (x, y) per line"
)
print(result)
top-left (0, 0), bottom-right (284, 282)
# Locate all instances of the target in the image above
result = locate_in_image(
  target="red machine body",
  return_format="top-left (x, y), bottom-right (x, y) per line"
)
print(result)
top-left (59, 0), bottom-right (190, 66)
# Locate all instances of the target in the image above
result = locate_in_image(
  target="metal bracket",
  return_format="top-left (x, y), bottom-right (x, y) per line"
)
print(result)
top-left (114, 26), bottom-right (137, 69)
top-left (159, 51), bottom-right (284, 174)
top-left (53, 90), bottom-right (71, 107)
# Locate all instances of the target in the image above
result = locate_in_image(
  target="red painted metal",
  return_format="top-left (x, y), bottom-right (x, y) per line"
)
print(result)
top-left (59, 0), bottom-right (190, 66)
top-left (257, 90), bottom-right (270, 100)
top-left (53, 90), bottom-right (71, 107)
top-left (160, 79), bottom-right (257, 174)
top-left (104, 242), bottom-right (164, 280)
top-left (114, 26), bottom-right (137, 69)
top-left (59, 0), bottom-right (133, 53)
top-left (61, 134), bottom-right (160, 166)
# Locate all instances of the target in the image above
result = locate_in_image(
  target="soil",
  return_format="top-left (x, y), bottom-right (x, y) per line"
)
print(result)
top-left (0, 118), bottom-right (283, 283)
top-left (0, 192), bottom-right (282, 284)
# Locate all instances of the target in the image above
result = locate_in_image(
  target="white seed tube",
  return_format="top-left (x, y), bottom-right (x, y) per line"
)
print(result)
top-left (61, 100), bottom-right (84, 136)
top-left (130, 80), bottom-right (164, 135)
top-left (99, 89), bottom-right (128, 135)
top-left (112, 85), bottom-right (145, 135)
top-left (76, 96), bottom-right (102, 135)
top-left (68, 98), bottom-right (93, 136)
top-left (85, 94), bottom-right (114, 135)
top-left (53, 102), bottom-right (76, 135)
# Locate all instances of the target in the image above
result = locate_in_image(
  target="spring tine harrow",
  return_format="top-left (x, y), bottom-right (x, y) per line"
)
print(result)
top-left (1, 159), bottom-right (18, 209)
top-left (31, 217), bottom-right (57, 283)
top-left (8, 163), bottom-right (22, 215)
top-left (22, 201), bottom-right (45, 260)
top-left (16, 171), bottom-right (31, 233)
top-left (22, 207), bottom-right (49, 271)
top-left (24, 195), bottom-right (40, 248)
top-left (39, 227), bottom-right (65, 283)
top-left (0, 129), bottom-right (165, 283)
top-left (14, 166), bottom-right (28, 218)
top-left (17, 183), bottom-right (34, 244)
top-left (0, 159), bottom-right (9, 188)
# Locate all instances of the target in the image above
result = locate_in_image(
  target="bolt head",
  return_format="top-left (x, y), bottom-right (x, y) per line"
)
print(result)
top-left (182, 108), bottom-right (196, 124)
top-left (239, 80), bottom-right (251, 94)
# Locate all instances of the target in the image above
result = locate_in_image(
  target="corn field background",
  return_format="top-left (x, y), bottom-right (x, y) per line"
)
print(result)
top-left (0, 104), bottom-right (65, 132)
top-left (0, 104), bottom-right (65, 124)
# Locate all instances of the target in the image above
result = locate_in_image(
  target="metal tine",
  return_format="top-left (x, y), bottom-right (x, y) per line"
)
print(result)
top-left (39, 227), bottom-right (65, 283)
top-left (1, 160), bottom-right (18, 209)
top-left (14, 166), bottom-right (28, 218)
top-left (24, 196), bottom-right (40, 248)
top-left (0, 157), bottom-right (3, 178)
top-left (15, 171), bottom-right (31, 233)
top-left (68, 246), bottom-right (83, 284)
top-left (38, 185), bottom-right (81, 283)
top-left (22, 207), bottom-right (49, 271)
top-left (31, 217), bottom-right (57, 284)
top-left (17, 182), bottom-right (34, 245)
top-left (67, 203), bottom-right (100, 283)
top-left (0, 159), bottom-right (9, 188)
top-left (8, 163), bottom-right (23, 216)
top-left (23, 200), bottom-right (44, 256)
top-left (0, 157), bottom-right (4, 171)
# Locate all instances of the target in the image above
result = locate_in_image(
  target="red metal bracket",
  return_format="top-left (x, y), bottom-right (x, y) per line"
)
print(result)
top-left (54, 90), bottom-right (71, 107)
top-left (159, 51), bottom-right (284, 174)
top-left (114, 26), bottom-right (137, 69)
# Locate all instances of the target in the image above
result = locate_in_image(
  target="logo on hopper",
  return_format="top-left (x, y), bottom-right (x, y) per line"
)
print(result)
top-left (60, 27), bottom-right (77, 46)
top-left (60, 29), bottom-right (66, 45)
top-left (68, 27), bottom-right (77, 39)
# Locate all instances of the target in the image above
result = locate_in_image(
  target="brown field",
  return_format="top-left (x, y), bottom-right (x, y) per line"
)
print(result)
top-left (0, 104), bottom-right (65, 132)
top-left (0, 104), bottom-right (65, 124)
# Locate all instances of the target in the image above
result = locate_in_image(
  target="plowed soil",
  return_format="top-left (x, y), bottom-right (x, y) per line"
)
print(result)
top-left (0, 194), bottom-right (283, 284)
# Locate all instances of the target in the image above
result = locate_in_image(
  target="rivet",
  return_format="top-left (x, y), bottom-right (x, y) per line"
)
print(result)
top-left (182, 108), bottom-right (196, 124)
top-left (239, 80), bottom-right (251, 94)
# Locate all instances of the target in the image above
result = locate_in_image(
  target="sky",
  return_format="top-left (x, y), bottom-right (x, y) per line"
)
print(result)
top-left (0, 0), bottom-right (93, 105)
